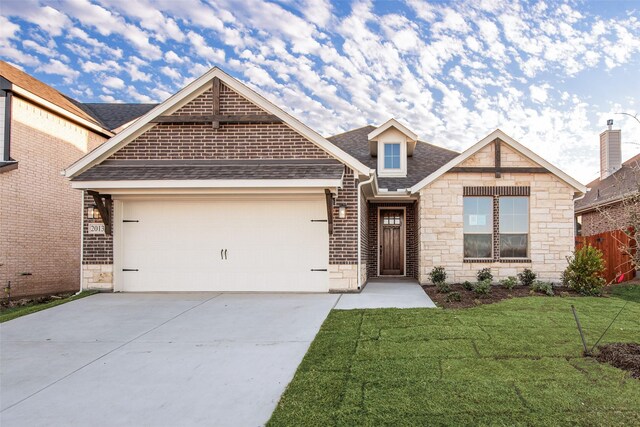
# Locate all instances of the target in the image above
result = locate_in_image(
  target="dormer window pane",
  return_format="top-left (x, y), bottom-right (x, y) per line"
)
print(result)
top-left (384, 143), bottom-right (401, 169)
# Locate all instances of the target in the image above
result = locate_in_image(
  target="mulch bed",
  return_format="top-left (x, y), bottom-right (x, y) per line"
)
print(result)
top-left (596, 343), bottom-right (640, 379)
top-left (0, 292), bottom-right (74, 310)
top-left (423, 283), bottom-right (580, 309)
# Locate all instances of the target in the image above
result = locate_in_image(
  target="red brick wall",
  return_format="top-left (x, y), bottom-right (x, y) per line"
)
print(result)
top-left (0, 97), bottom-right (106, 298)
top-left (580, 201), bottom-right (640, 236)
top-left (367, 201), bottom-right (418, 279)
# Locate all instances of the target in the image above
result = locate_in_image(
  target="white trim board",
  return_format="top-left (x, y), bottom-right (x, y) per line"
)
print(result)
top-left (71, 178), bottom-right (342, 189)
top-left (409, 129), bottom-right (587, 194)
top-left (64, 67), bottom-right (372, 178)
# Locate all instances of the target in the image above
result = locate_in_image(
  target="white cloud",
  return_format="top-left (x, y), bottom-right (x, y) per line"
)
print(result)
top-left (529, 84), bottom-right (549, 104)
top-left (36, 59), bottom-right (80, 82)
top-left (103, 76), bottom-right (125, 89)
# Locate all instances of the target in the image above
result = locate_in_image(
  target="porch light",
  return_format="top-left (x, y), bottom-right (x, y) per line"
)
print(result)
top-left (88, 205), bottom-right (101, 219)
top-left (338, 205), bottom-right (347, 219)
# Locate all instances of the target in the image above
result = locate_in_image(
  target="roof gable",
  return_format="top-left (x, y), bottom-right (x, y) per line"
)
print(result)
top-left (409, 129), bottom-right (586, 194)
top-left (65, 67), bottom-right (372, 178)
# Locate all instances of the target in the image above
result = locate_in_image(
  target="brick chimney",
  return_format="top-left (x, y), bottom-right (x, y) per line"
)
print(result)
top-left (600, 119), bottom-right (622, 180)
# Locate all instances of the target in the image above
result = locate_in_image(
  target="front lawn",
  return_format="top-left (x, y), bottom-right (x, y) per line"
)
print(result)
top-left (269, 286), bottom-right (640, 426)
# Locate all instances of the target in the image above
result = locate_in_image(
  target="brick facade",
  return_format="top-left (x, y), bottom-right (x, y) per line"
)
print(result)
top-left (83, 192), bottom-right (113, 264)
top-left (83, 81), bottom-right (361, 291)
top-left (580, 202), bottom-right (639, 237)
top-left (0, 97), bottom-right (106, 298)
top-left (367, 201), bottom-right (419, 280)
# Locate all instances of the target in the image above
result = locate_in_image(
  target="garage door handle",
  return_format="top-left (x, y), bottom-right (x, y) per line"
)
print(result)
top-left (224, 249), bottom-right (228, 260)
top-left (221, 249), bottom-right (224, 260)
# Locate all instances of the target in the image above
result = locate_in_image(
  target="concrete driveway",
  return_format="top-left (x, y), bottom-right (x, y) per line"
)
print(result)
top-left (0, 292), bottom-right (338, 427)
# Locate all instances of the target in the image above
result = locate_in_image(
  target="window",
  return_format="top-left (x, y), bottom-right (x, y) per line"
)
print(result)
top-left (383, 143), bottom-right (400, 169)
top-left (499, 197), bottom-right (529, 258)
top-left (575, 215), bottom-right (582, 237)
top-left (463, 197), bottom-right (493, 258)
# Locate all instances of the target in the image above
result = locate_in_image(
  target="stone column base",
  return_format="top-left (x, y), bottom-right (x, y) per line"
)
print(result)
top-left (329, 264), bottom-right (362, 291)
top-left (82, 264), bottom-right (113, 291)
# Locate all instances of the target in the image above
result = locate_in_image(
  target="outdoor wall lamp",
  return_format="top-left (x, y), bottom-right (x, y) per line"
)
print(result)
top-left (338, 205), bottom-right (347, 219)
top-left (88, 205), bottom-right (101, 219)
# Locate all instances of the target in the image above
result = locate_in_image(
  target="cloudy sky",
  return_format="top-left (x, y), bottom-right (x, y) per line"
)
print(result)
top-left (1, 0), bottom-right (639, 183)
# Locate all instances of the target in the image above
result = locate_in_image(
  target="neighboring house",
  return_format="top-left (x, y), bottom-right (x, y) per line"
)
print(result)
top-left (65, 67), bottom-right (586, 293)
top-left (574, 122), bottom-right (639, 281)
top-left (0, 61), bottom-right (155, 298)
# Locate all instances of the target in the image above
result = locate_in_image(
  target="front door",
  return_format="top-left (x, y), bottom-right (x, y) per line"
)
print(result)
top-left (380, 210), bottom-right (404, 275)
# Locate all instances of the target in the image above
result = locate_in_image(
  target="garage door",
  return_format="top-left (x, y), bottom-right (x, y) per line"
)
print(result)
top-left (117, 197), bottom-right (329, 292)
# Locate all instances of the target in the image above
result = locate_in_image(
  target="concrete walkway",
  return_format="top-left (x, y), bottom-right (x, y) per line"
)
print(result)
top-left (0, 292), bottom-right (338, 427)
top-left (334, 279), bottom-right (436, 309)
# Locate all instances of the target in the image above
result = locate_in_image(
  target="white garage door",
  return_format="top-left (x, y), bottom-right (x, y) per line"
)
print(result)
top-left (117, 197), bottom-right (329, 292)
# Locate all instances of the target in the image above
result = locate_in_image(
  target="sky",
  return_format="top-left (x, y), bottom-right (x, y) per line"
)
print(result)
top-left (1, 0), bottom-right (639, 184)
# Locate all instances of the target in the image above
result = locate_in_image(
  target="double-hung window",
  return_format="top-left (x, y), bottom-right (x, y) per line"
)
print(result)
top-left (383, 143), bottom-right (401, 169)
top-left (463, 197), bottom-right (493, 259)
top-left (499, 197), bottom-right (529, 258)
top-left (463, 194), bottom-right (529, 260)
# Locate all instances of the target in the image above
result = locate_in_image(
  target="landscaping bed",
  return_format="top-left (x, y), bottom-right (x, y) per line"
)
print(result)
top-left (597, 343), bottom-right (640, 379)
top-left (423, 283), bottom-right (580, 308)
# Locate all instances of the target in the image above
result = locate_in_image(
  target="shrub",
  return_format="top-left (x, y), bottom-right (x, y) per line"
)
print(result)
top-left (476, 268), bottom-right (493, 282)
top-left (563, 245), bottom-right (606, 296)
top-left (530, 280), bottom-right (554, 296)
top-left (436, 282), bottom-right (451, 293)
top-left (445, 291), bottom-right (461, 302)
top-left (474, 279), bottom-right (492, 295)
top-left (518, 268), bottom-right (537, 287)
top-left (500, 276), bottom-right (518, 290)
top-left (462, 281), bottom-right (474, 291)
top-left (429, 266), bottom-right (447, 285)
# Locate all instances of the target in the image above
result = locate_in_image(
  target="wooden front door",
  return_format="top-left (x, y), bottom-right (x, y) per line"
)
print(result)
top-left (380, 210), bottom-right (404, 275)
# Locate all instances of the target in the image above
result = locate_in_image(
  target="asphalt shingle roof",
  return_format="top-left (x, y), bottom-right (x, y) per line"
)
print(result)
top-left (72, 159), bottom-right (345, 181)
top-left (80, 103), bottom-right (158, 131)
top-left (575, 153), bottom-right (640, 212)
top-left (328, 125), bottom-right (459, 190)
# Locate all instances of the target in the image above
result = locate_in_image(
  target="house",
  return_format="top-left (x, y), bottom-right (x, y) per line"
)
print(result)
top-left (65, 67), bottom-right (586, 293)
top-left (0, 61), bottom-right (155, 298)
top-left (574, 121), bottom-right (639, 281)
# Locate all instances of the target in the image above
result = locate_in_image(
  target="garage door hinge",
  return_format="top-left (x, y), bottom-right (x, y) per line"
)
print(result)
top-left (122, 269), bottom-right (139, 272)
top-left (310, 269), bottom-right (327, 272)
top-left (311, 219), bottom-right (328, 222)
top-left (123, 220), bottom-right (139, 222)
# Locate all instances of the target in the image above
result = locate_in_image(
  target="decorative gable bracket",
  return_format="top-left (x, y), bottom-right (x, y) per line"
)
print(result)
top-left (88, 190), bottom-right (112, 235)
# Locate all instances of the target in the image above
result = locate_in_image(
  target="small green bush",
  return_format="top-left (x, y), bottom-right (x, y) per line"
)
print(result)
top-left (530, 280), bottom-right (554, 296)
top-left (500, 276), bottom-right (518, 290)
top-left (476, 268), bottom-right (493, 282)
top-left (429, 266), bottom-right (447, 285)
top-left (563, 245), bottom-right (606, 296)
top-left (462, 281), bottom-right (474, 291)
top-left (436, 282), bottom-right (451, 293)
top-left (474, 279), bottom-right (492, 295)
top-left (445, 291), bottom-right (461, 302)
top-left (518, 268), bottom-right (537, 287)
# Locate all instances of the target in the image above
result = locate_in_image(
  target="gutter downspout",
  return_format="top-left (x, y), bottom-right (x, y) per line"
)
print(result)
top-left (357, 172), bottom-right (375, 290)
top-left (75, 190), bottom-right (84, 296)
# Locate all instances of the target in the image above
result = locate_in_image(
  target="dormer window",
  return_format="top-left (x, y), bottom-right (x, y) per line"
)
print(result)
top-left (368, 118), bottom-right (418, 178)
top-left (384, 143), bottom-right (401, 169)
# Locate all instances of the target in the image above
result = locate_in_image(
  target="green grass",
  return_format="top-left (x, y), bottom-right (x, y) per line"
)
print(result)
top-left (0, 291), bottom-right (98, 323)
top-left (269, 286), bottom-right (640, 426)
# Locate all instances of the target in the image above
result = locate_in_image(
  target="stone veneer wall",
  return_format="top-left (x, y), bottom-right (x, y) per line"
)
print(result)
top-left (418, 142), bottom-right (576, 284)
top-left (0, 97), bottom-right (106, 298)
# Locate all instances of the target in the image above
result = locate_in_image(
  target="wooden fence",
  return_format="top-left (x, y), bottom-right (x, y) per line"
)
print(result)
top-left (575, 230), bottom-right (636, 283)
